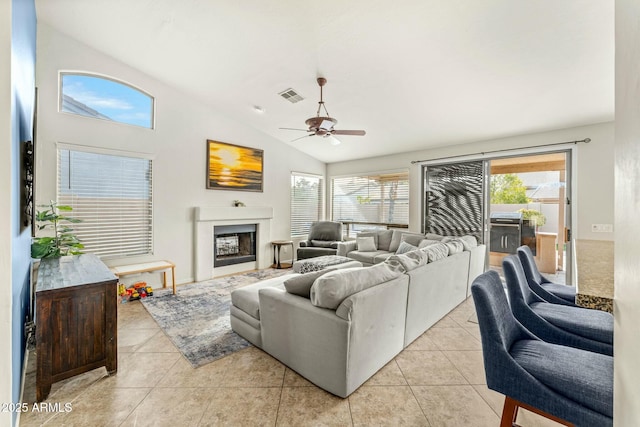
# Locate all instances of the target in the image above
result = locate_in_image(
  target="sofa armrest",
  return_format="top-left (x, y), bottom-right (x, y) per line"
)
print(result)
top-left (259, 275), bottom-right (408, 397)
top-left (298, 240), bottom-right (311, 247)
top-left (337, 240), bottom-right (358, 257)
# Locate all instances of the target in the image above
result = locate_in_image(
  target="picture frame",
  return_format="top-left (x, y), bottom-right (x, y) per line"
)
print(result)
top-left (206, 140), bottom-right (264, 192)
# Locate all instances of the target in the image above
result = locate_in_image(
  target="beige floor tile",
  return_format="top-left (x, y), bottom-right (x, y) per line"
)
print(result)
top-left (443, 350), bottom-right (486, 384)
top-left (100, 351), bottom-right (181, 388)
top-left (404, 332), bottom-right (440, 351)
top-left (430, 315), bottom-right (461, 328)
top-left (118, 301), bottom-right (160, 330)
top-left (515, 408), bottom-right (569, 427)
top-left (349, 385), bottom-right (429, 426)
top-left (44, 383), bottom-right (151, 426)
top-left (412, 385), bottom-right (500, 427)
top-left (218, 347), bottom-right (285, 387)
top-left (199, 387), bottom-right (281, 426)
top-left (395, 351), bottom-right (467, 386)
top-left (135, 331), bottom-right (180, 353)
top-left (471, 384), bottom-right (504, 415)
top-left (425, 327), bottom-right (482, 351)
top-left (157, 356), bottom-right (231, 388)
top-left (362, 360), bottom-right (407, 386)
top-left (463, 323), bottom-right (482, 341)
top-left (283, 367), bottom-right (315, 387)
top-left (276, 387), bottom-right (352, 426)
top-left (118, 328), bottom-right (161, 352)
top-left (120, 387), bottom-right (211, 427)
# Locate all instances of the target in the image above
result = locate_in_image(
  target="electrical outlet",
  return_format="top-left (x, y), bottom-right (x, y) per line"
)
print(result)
top-left (592, 224), bottom-right (613, 233)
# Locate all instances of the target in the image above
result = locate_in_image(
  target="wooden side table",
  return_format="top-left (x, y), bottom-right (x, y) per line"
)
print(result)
top-left (271, 240), bottom-right (294, 269)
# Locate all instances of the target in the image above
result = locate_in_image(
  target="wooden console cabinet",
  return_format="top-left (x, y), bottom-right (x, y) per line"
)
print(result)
top-left (35, 254), bottom-right (118, 401)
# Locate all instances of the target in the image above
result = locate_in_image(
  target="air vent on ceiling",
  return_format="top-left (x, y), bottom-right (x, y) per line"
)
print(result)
top-left (278, 88), bottom-right (304, 103)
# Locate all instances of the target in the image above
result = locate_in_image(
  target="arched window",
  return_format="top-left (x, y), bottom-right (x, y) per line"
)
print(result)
top-left (59, 72), bottom-right (155, 129)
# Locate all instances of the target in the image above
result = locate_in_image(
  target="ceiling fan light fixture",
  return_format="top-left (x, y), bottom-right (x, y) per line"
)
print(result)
top-left (319, 119), bottom-right (335, 130)
top-left (329, 136), bottom-right (341, 146)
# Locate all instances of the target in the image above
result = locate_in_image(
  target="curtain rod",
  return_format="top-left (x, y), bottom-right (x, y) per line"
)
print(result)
top-left (410, 138), bottom-right (591, 165)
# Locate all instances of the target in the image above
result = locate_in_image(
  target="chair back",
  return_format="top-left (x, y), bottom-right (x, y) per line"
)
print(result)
top-left (503, 255), bottom-right (544, 307)
top-left (471, 270), bottom-right (536, 389)
top-left (308, 221), bottom-right (342, 242)
top-left (517, 245), bottom-right (544, 285)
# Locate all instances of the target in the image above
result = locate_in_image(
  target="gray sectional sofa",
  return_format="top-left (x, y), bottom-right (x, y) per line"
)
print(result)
top-left (230, 235), bottom-right (486, 398)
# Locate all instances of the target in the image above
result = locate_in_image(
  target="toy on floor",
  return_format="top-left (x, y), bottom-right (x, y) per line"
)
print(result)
top-left (118, 281), bottom-right (153, 303)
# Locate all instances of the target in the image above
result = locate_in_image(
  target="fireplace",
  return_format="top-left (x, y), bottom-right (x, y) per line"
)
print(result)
top-left (214, 224), bottom-right (257, 267)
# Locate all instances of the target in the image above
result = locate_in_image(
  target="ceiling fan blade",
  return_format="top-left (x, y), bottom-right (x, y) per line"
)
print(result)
top-left (280, 127), bottom-right (310, 132)
top-left (333, 130), bottom-right (366, 136)
top-left (290, 134), bottom-right (315, 142)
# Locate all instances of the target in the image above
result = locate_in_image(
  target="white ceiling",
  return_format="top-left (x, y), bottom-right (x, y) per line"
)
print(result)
top-left (35, 0), bottom-right (614, 163)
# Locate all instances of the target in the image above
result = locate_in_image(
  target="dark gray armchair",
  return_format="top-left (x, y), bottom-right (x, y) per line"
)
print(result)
top-left (297, 221), bottom-right (343, 260)
top-left (471, 270), bottom-right (613, 426)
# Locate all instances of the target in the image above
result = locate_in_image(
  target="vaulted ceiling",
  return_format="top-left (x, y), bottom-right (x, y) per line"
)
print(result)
top-left (35, 0), bottom-right (614, 163)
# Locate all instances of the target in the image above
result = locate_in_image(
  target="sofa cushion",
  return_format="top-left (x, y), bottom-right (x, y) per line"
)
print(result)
top-left (347, 250), bottom-right (390, 265)
top-left (311, 239), bottom-right (339, 248)
top-left (459, 235), bottom-right (478, 250)
top-left (284, 268), bottom-right (337, 298)
top-left (442, 239), bottom-right (465, 254)
top-left (357, 236), bottom-right (377, 252)
top-left (425, 233), bottom-right (445, 241)
top-left (386, 249), bottom-right (429, 272)
top-left (231, 275), bottom-right (291, 320)
top-left (420, 242), bottom-right (449, 262)
top-left (389, 230), bottom-right (424, 253)
top-left (395, 241), bottom-right (417, 255)
top-left (310, 263), bottom-right (404, 309)
top-left (418, 239), bottom-right (440, 249)
top-left (373, 252), bottom-right (393, 264)
top-left (377, 229), bottom-right (394, 251)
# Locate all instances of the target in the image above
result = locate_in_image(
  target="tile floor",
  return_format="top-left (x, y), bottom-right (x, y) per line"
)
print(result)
top-left (20, 295), bottom-right (564, 426)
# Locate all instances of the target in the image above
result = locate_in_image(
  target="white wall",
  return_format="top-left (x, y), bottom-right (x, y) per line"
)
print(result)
top-left (35, 24), bottom-right (325, 283)
top-left (327, 122), bottom-right (615, 242)
top-left (614, 0), bottom-right (640, 424)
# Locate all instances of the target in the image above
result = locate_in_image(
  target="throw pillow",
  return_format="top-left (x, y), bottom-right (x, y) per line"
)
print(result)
top-left (425, 233), bottom-right (445, 241)
top-left (357, 231), bottom-right (379, 249)
top-left (389, 230), bottom-right (424, 253)
top-left (376, 229), bottom-right (394, 251)
top-left (356, 236), bottom-right (377, 252)
top-left (284, 268), bottom-right (337, 298)
top-left (418, 239), bottom-right (440, 249)
top-left (310, 263), bottom-right (404, 309)
top-left (443, 239), bottom-right (465, 254)
top-left (395, 241), bottom-right (418, 255)
top-left (420, 242), bottom-right (450, 262)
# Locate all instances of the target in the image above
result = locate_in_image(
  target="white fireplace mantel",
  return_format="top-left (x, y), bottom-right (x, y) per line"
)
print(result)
top-left (194, 206), bottom-right (273, 281)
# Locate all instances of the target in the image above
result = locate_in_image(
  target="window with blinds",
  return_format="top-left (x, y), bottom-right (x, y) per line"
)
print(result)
top-left (57, 147), bottom-right (153, 258)
top-left (331, 171), bottom-right (409, 225)
top-left (290, 172), bottom-right (323, 238)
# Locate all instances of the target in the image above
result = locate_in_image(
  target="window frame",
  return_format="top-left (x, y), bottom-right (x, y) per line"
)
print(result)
top-left (59, 71), bottom-right (156, 129)
top-left (56, 143), bottom-right (155, 259)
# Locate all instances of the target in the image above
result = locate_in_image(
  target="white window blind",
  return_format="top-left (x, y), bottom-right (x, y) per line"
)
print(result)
top-left (331, 171), bottom-right (409, 225)
top-left (291, 172), bottom-right (323, 238)
top-left (57, 148), bottom-right (153, 258)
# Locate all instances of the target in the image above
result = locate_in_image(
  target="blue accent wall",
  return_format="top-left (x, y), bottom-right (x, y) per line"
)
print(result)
top-left (11, 0), bottom-right (36, 423)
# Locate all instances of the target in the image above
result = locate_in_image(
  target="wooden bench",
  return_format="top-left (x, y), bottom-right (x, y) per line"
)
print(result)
top-left (110, 260), bottom-right (176, 295)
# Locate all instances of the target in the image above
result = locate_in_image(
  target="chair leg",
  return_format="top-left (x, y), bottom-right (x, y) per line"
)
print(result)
top-left (500, 396), bottom-right (574, 427)
top-left (500, 397), bottom-right (519, 427)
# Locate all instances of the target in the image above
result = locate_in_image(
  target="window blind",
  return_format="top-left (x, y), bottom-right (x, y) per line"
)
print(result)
top-left (290, 173), bottom-right (323, 238)
top-left (331, 171), bottom-right (409, 225)
top-left (57, 148), bottom-right (153, 258)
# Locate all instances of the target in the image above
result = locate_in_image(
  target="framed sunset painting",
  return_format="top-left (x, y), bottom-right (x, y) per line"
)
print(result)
top-left (206, 140), bottom-right (264, 192)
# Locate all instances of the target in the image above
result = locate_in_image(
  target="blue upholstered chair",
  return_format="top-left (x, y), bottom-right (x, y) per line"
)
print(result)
top-left (471, 270), bottom-right (613, 426)
top-left (503, 254), bottom-right (613, 356)
top-left (517, 245), bottom-right (577, 306)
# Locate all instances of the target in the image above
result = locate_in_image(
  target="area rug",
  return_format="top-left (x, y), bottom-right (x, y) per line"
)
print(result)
top-left (140, 269), bottom-right (290, 368)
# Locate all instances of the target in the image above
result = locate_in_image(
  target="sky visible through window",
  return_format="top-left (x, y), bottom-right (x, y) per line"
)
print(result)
top-left (61, 74), bottom-right (154, 128)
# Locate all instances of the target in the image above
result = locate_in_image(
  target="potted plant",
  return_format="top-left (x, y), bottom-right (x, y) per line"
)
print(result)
top-left (518, 208), bottom-right (547, 228)
top-left (31, 201), bottom-right (84, 259)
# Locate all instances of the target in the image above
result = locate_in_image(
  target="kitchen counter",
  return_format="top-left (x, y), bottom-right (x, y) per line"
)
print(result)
top-left (574, 239), bottom-right (614, 313)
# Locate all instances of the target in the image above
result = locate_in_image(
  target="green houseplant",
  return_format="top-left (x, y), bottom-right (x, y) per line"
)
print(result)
top-left (31, 201), bottom-right (84, 259)
top-left (518, 208), bottom-right (547, 228)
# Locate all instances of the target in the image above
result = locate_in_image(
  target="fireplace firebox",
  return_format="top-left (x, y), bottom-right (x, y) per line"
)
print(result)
top-left (213, 224), bottom-right (257, 267)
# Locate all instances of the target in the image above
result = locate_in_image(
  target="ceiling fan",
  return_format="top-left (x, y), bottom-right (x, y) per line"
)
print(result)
top-left (281, 77), bottom-right (366, 144)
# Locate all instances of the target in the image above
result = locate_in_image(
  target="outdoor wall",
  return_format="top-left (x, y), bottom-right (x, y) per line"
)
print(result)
top-left (327, 121), bottom-right (615, 243)
top-left (614, 0), bottom-right (640, 423)
top-left (35, 23), bottom-right (325, 283)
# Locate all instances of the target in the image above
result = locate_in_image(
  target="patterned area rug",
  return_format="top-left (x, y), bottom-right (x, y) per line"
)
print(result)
top-left (141, 269), bottom-right (290, 368)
